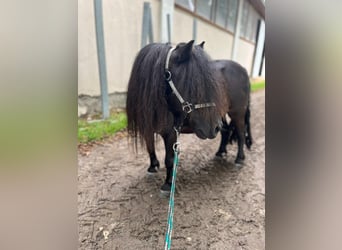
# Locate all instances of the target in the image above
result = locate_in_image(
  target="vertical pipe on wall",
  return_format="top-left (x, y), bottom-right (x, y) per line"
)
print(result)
top-left (94, 0), bottom-right (109, 119)
top-left (148, 4), bottom-right (154, 43)
top-left (141, 2), bottom-right (150, 48)
top-left (160, 0), bottom-right (175, 43)
top-left (167, 13), bottom-right (171, 43)
top-left (192, 18), bottom-right (197, 42)
top-left (231, 0), bottom-right (244, 61)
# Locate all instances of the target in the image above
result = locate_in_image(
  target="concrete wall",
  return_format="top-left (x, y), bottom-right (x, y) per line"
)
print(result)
top-left (172, 8), bottom-right (234, 60)
top-left (172, 6), bottom-right (254, 73)
top-left (196, 19), bottom-right (234, 60)
top-left (78, 0), bottom-right (259, 115)
top-left (235, 39), bottom-right (255, 74)
top-left (78, 0), bottom-right (160, 96)
top-left (172, 8), bottom-right (194, 43)
top-left (78, 0), bottom-right (100, 96)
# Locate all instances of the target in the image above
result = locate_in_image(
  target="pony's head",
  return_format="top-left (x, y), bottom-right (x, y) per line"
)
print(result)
top-left (166, 40), bottom-right (224, 139)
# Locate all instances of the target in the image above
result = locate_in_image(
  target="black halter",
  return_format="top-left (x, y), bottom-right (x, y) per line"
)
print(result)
top-left (164, 47), bottom-right (216, 114)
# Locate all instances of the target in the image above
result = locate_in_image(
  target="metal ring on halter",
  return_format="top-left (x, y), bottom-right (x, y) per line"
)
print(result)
top-left (172, 142), bottom-right (180, 152)
top-left (165, 70), bottom-right (172, 81)
top-left (182, 102), bottom-right (193, 113)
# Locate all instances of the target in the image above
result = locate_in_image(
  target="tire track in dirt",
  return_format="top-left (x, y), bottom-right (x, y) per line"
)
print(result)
top-left (78, 90), bottom-right (265, 250)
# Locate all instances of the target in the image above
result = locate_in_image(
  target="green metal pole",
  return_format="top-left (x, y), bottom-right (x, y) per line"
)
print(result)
top-left (94, 0), bottom-right (109, 119)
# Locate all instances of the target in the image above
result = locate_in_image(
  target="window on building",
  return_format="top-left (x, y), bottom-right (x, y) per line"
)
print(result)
top-left (240, 0), bottom-right (249, 38)
top-left (175, 0), bottom-right (260, 43)
top-left (246, 7), bottom-right (254, 41)
top-left (196, 0), bottom-right (213, 20)
top-left (227, 0), bottom-right (238, 32)
top-left (175, 0), bottom-right (195, 11)
top-left (214, 0), bottom-right (229, 28)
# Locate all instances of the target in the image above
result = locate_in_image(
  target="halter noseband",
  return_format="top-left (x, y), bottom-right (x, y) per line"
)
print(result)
top-left (165, 47), bottom-right (216, 114)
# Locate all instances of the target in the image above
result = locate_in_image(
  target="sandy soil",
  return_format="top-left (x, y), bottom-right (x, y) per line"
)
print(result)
top-left (78, 90), bottom-right (265, 250)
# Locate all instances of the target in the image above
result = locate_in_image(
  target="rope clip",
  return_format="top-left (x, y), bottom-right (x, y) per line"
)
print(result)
top-left (172, 142), bottom-right (180, 153)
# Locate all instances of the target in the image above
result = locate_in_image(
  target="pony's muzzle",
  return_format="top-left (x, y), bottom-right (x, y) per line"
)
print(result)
top-left (211, 125), bottom-right (221, 138)
top-left (206, 124), bottom-right (221, 139)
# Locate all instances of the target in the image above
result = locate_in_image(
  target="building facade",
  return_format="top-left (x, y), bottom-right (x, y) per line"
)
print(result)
top-left (78, 0), bottom-right (265, 115)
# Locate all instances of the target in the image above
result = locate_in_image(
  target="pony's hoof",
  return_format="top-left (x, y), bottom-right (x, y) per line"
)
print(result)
top-left (215, 151), bottom-right (227, 157)
top-left (147, 165), bottom-right (159, 175)
top-left (234, 158), bottom-right (244, 166)
top-left (160, 183), bottom-right (171, 196)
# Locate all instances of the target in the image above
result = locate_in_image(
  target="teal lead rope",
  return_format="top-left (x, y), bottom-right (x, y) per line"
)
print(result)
top-left (164, 131), bottom-right (180, 250)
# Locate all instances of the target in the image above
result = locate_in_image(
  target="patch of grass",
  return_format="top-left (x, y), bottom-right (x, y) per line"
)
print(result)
top-left (251, 80), bottom-right (265, 92)
top-left (78, 112), bottom-right (127, 143)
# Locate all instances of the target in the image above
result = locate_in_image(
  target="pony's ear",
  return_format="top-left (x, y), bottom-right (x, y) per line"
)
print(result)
top-left (198, 41), bottom-right (205, 48)
top-left (176, 40), bottom-right (194, 63)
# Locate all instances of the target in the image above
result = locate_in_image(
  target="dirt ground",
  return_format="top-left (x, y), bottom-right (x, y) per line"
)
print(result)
top-left (78, 90), bottom-right (265, 250)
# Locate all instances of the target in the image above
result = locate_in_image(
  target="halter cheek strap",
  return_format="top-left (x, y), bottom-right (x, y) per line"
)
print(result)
top-left (165, 47), bottom-right (216, 114)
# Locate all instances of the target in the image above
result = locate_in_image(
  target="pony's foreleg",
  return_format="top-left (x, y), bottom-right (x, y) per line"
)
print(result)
top-left (160, 130), bottom-right (177, 192)
top-left (146, 135), bottom-right (160, 174)
top-left (215, 119), bottom-right (230, 157)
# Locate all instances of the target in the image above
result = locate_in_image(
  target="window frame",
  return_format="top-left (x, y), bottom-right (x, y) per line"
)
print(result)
top-left (174, 0), bottom-right (259, 44)
top-left (213, 0), bottom-right (230, 29)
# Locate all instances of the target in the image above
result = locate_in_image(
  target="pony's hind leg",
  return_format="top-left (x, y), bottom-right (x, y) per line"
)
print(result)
top-left (216, 119), bottom-right (231, 157)
top-left (232, 114), bottom-right (246, 165)
top-left (245, 105), bottom-right (253, 149)
top-left (146, 135), bottom-right (160, 174)
top-left (160, 130), bottom-right (177, 193)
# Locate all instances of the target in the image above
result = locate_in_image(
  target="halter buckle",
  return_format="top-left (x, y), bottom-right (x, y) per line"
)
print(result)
top-left (165, 70), bottom-right (172, 81)
top-left (182, 102), bottom-right (193, 113)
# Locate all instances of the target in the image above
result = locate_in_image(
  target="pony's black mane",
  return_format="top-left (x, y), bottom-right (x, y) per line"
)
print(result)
top-left (168, 43), bottom-right (225, 133)
top-left (169, 44), bottom-right (221, 108)
top-left (126, 42), bottom-right (224, 149)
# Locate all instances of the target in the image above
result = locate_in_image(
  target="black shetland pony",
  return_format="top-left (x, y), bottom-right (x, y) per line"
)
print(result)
top-left (210, 59), bottom-right (253, 160)
top-left (126, 40), bottom-right (252, 192)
